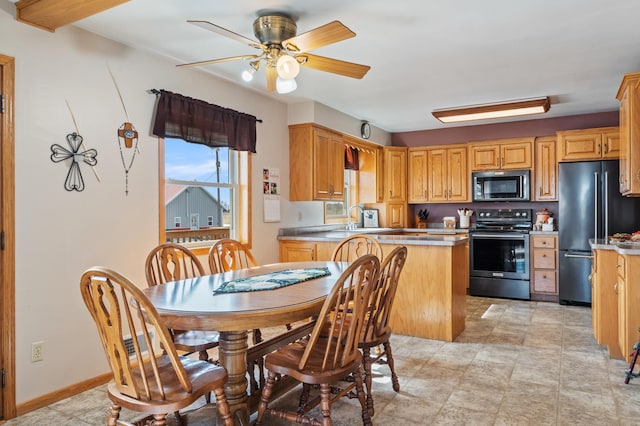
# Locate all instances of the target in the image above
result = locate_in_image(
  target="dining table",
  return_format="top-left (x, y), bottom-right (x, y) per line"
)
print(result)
top-left (142, 260), bottom-right (350, 425)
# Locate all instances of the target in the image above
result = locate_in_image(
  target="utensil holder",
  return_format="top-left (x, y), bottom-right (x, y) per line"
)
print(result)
top-left (459, 215), bottom-right (470, 228)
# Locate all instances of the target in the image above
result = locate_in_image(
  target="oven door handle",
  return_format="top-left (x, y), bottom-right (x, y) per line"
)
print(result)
top-left (471, 233), bottom-right (527, 239)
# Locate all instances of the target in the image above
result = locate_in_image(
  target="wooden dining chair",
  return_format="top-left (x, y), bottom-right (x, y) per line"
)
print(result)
top-left (331, 234), bottom-right (383, 262)
top-left (358, 245), bottom-right (408, 416)
top-left (145, 243), bottom-right (219, 364)
top-left (255, 254), bottom-right (381, 426)
top-left (208, 238), bottom-right (257, 273)
top-left (80, 267), bottom-right (233, 426)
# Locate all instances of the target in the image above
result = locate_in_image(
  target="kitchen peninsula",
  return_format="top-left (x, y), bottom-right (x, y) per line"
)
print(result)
top-left (278, 227), bottom-right (469, 342)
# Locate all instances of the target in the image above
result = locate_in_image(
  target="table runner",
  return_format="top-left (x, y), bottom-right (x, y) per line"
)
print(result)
top-left (214, 267), bottom-right (331, 294)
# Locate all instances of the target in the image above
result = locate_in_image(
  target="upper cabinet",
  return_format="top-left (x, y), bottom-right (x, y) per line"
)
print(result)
top-left (408, 149), bottom-right (428, 203)
top-left (468, 138), bottom-right (533, 171)
top-left (426, 145), bottom-right (469, 202)
top-left (534, 136), bottom-right (557, 201)
top-left (383, 147), bottom-right (407, 227)
top-left (617, 72), bottom-right (640, 196)
top-left (384, 147), bottom-right (407, 202)
top-left (556, 126), bottom-right (620, 162)
top-left (289, 123), bottom-right (344, 201)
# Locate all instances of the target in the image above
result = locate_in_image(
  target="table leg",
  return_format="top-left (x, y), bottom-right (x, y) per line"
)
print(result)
top-left (218, 330), bottom-right (249, 425)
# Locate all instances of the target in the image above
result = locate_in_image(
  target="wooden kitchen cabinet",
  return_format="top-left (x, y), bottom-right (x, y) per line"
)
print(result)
top-left (534, 136), bottom-right (557, 201)
top-left (530, 235), bottom-right (558, 302)
top-left (427, 145), bottom-right (469, 202)
top-left (617, 72), bottom-right (640, 196)
top-left (591, 248), bottom-right (622, 358)
top-left (616, 253), bottom-right (640, 363)
top-left (289, 123), bottom-right (344, 201)
top-left (279, 240), bottom-right (335, 262)
top-left (408, 148), bottom-right (428, 203)
top-left (468, 138), bottom-right (533, 171)
top-left (383, 147), bottom-right (407, 227)
top-left (556, 126), bottom-right (620, 162)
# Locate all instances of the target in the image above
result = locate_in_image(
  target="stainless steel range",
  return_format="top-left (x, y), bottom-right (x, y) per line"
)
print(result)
top-left (469, 208), bottom-right (532, 300)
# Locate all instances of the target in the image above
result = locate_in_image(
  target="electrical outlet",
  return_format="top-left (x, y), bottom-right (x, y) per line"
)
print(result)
top-left (31, 341), bottom-right (44, 362)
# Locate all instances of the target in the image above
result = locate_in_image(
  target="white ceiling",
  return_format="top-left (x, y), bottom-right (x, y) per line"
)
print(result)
top-left (43, 0), bottom-right (640, 132)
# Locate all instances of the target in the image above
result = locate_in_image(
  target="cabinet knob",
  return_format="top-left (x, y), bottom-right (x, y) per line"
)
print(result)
top-left (542, 254), bottom-right (547, 257)
top-left (542, 241), bottom-right (547, 245)
top-left (603, 142), bottom-right (608, 153)
top-left (543, 274), bottom-right (547, 279)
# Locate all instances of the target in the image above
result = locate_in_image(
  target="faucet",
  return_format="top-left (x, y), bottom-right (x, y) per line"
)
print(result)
top-left (346, 205), bottom-right (364, 230)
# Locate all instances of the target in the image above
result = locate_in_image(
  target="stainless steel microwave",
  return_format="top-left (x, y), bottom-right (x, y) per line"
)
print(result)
top-left (472, 170), bottom-right (530, 202)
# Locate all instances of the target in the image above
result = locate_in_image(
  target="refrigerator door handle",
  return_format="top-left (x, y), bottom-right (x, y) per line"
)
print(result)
top-left (594, 172), bottom-right (599, 241)
top-left (604, 171), bottom-right (609, 240)
top-left (564, 253), bottom-right (594, 259)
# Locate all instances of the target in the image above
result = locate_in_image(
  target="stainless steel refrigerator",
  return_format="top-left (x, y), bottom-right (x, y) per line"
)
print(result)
top-left (559, 160), bottom-right (640, 304)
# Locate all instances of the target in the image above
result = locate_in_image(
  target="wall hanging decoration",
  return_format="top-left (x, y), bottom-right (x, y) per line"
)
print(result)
top-left (50, 100), bottom-right (100, 192)
top-left (50, 132), bottom-right (98, 192)
top-left (109, 65), bottom-right (139, 195)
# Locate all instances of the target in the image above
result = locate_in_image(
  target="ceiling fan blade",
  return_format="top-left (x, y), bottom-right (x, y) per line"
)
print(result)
top-left (283, 21), bottom-right (355, 53)
top-left (187, 20), bottom-right (265, 50)
top-left (265, 66), bottom-right (277, 93)
top-left (176, 54), bottom-right (260, 68)
top-left (297, 53), bottom-right (371, 79)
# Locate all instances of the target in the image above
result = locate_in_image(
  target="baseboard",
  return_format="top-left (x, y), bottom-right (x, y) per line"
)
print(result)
top-left (15, 372), bottom-right (111, 417)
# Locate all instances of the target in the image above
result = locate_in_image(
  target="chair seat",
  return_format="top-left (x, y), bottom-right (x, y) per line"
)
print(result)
top-left (360, 326), bottom-right (392, 348)
top-left (172, 330), bottom-right (220, 353)
top-left (264, 337), bottom-right (362, 385)
top-left (107, 355), bottom-right (227, 415)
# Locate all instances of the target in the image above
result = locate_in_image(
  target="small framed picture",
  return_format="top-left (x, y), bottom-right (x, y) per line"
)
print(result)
top-left (363, 209), bottom-right (379, 228)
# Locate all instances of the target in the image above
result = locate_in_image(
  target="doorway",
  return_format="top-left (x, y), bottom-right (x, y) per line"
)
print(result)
top-left (0, 53), bottom-right (16, 420)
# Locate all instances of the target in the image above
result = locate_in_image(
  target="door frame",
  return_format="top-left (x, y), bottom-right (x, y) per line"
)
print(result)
top-left (0, 53), bottom-right (16, 420)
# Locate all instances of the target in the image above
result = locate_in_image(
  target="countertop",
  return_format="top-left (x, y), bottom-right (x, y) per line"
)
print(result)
top-left (590, 238), bottom-right (640, 255)
top-left (278, 226), bottom-right (469, 247)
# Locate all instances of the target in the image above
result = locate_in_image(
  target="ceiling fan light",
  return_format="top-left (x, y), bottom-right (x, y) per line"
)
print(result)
top-left (276, 54), bottom-right (300, 80)
top-left (241, 68), bottom-right (255, 82)
top-left (276, 77), bottom-right (297, 94)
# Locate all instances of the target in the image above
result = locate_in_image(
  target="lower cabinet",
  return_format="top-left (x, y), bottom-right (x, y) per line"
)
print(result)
top-left (530, 235), bottom-right (558, 301)
top-left (591, 248), bottom-right (622, 358)
top-left (616, 253), bottom-right (640, 363)
top-left (279, 241), bottom-right (335, 262)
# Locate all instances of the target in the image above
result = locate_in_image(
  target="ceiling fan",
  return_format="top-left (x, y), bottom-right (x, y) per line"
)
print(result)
top-left (177, 13), bottom-right (371, 93)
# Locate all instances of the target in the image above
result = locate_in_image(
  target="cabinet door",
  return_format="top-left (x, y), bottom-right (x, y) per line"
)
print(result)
top-left (279, 241), bottom-right (316, 262)
top-left (384, 148), bottom-right (407, 202)
top-left (619, 86), bottom-right (632, 194)
top-left (447, 147), bottom-right (468, 201)
top-left (313, 128), bottom-right (343, 200)
top-left (557, 131), bottom-right (601, 161)
top-left (387, 202), bottom-right (406, 228)
top-left (602, 128), bottom-right (620, 159)
top-left (469, 144), bottom-right (500, 170)
top-left (534, 137), bottom-right (557, 201)
top-left (501, 142), bottom-right (532, 169)
top-left (427, 148), bottom-right (448, 202)
top-left (408, 149), bottom-right (429, 203)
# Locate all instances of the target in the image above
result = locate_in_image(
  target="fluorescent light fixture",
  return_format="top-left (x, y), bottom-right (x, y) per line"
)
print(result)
top-left (432, 97), bottom-right (551, 123)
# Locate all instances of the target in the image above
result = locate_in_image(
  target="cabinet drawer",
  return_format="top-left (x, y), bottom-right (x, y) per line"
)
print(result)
top-left (533, 236), bottom-right (556, 249)
top-left (533, 270), bottom-right (557, 293)
top-left (533, 249), bottom-right (556, 269)
top-left (617, 254), bottom-right (626, 279)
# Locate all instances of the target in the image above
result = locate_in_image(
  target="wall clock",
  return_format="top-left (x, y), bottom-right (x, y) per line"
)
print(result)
top-left (360, 122), bottom-right (371, 139)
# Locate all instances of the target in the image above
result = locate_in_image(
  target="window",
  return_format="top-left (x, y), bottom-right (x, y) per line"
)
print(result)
top-left (161, 138), bottom-right (251, 249)
top-left (324, 169), bottom-right (357, 224)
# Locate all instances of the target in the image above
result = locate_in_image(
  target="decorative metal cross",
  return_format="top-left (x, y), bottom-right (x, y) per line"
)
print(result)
top-left (50, 132), bottom-right (98, 192)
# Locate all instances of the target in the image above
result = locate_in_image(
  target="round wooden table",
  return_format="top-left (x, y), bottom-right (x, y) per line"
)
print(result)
top-left (143, 261), bottom-right (349, 425)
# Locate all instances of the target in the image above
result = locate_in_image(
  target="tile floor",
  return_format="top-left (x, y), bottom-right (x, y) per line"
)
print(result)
top-left (5, 296), bottom-right (640, 425)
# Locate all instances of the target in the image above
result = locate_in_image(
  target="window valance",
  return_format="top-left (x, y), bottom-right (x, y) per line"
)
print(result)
top-left (152, 90), bottom-right (257, 153)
